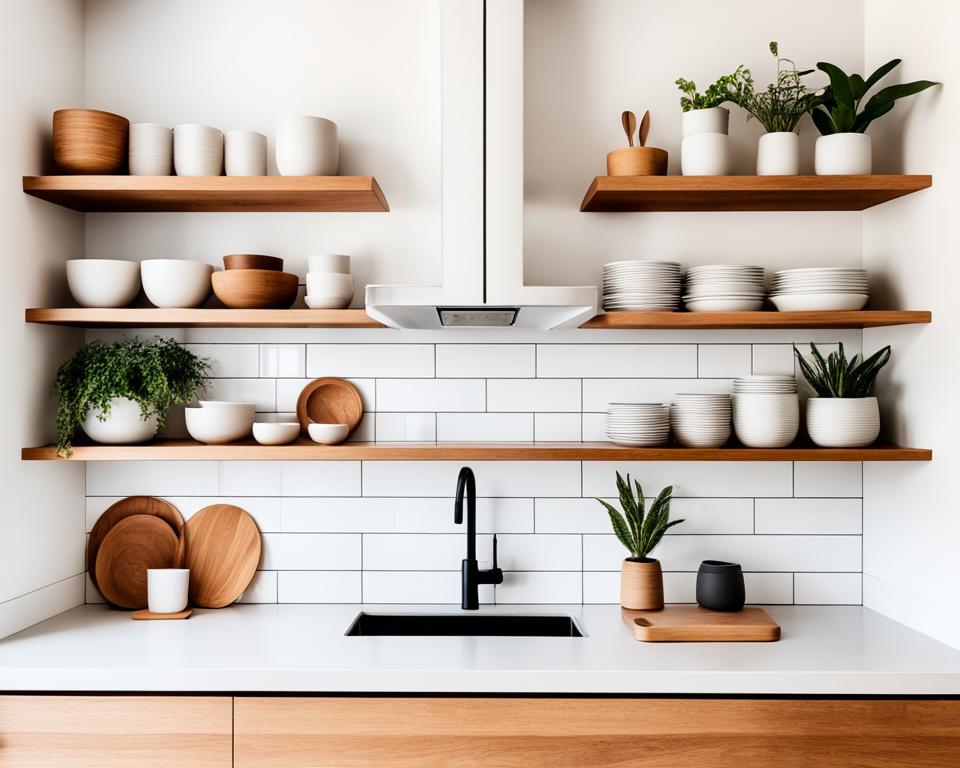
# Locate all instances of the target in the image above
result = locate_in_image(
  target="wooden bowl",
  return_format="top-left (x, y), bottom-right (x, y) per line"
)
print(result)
top-left (53, 108), bottom-right (129, 174)
top-left (607, 146), bottom-right (668, 176)
top-left (296, 378), bottom-right (363, 436)
top-left (223, 253), bottom-right (283, 271)
top-left (211, 269), bottom-right (298, 309)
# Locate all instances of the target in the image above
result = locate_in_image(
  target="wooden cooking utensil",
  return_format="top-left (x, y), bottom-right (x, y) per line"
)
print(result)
top-left (638, 110), bottom-right (651, 148)
top-left (95, 515), bottom-right (181, 609)
top-left (296, 377), bottom-right (363, 436)
top-left (184, 504), bottom-right (261, 609)
top-left (621, 110), bottom-right (636, 147)
top-left (621, 605), bottom-right (780, 642)
top-left (87, 496), bottom-right (183, 589)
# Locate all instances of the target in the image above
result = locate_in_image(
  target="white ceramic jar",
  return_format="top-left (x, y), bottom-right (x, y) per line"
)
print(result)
top-left (82, 397), bottom-right (159, 444)
top-left (682, 106), bottom-right (730, 137)
top-left (276, 115), bottom-right (339, 176)
top-left (806, 396), bottom-right (880, 448)
top-left (225, 130), bottom-right (267, 176)
top-left (681, 133), bottom-right (732, 176)
top-left (147, 569), bottom-right (190, 614)
top-left (757, 132), bottom-right (800, 175)
top-left (129, 123), bottom-right (172, 176)
top-left (815, 133), bottom-right (872, 175)
top-left (173, 124), bottom-right (223, 176)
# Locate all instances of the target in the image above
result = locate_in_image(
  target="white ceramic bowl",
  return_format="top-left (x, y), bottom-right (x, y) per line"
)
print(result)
top-left (173, 124), bottom-right (223, 176)
top-left (82, 397), bottom-right (159, 444)
top-left (307, 422), bottom-right (350, 445)
top-left (769, 293), bottom-right (868, 312)
top-left (66, 259), bottom-right (141, 308)
top-left (141, 260), bottom-right (213, 308)
top-left (225, 130), bottom-right (267, 176)
top-left (185, 405), bottom-right (254, 444)
top-left (252, 422), bottom-right (301, 446)
top-left (308, 253), bottom-right (351, 273)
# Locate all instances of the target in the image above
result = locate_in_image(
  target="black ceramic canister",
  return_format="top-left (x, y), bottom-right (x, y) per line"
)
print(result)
top-left (696, 560), bottom-right (745, 612)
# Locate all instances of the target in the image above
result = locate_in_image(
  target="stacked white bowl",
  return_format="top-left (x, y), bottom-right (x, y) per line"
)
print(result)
top-left (225, 130), bottom-right (267, 176)
top-left (129, 123), bottom-right (172, 176)
top-left (605, 403), bottom-right (670, 447)
top-left (306, 253), bottom-right (354, 309)
top-left (769, 268), bottom-right (869, 311)
top-left (602, 261), bottom-right (681, 312)
top-left (732, 376), bottom-right (800, 448)
top-left (173, 124), bottom-right (223, 176)
top-left (670, 393), bottom-right (732, 448)
top-left (682, 265), bottom-right (765, 312)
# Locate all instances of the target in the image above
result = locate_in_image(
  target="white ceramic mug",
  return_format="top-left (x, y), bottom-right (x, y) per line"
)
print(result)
top-left (173, 124), bottom-right (223, 176)
top-left (681, 133), bottom-right (732, 176)
top-left (308, 253), bottom-right (351, 273)
top-left (276, 115), bottom-right (338, 176)
top-left (129, 123), bottom-right (172, 176)
top-left (147, 568), bottom-right (190, 613)
top-left (225, 130), bottom-right (267, 176)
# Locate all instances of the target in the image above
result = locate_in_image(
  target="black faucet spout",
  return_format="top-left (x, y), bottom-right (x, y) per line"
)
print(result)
top-left (454, 466), bottom-right (503, 609)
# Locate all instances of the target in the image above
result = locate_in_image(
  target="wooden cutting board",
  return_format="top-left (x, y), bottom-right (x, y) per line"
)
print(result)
top-left (184, 504), bottom-right (261, 608)
top-left (296, 377), bottom-right (363, 436)
top-left (95, 514), bottom-right (182, 609)
top-left (622, 605), bottom-right (780, 642)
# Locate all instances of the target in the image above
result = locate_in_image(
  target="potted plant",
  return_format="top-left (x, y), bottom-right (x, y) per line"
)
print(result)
top-left (811, 59), bottom-right (938, 175)
top-left (739, 42), bottom-right (816, 175)
top-left (595, 473), bottom-right (683, 610)
top-left (676, 65), bottom-right (750, 175)
top-left (55, 337), bottom-right (209, 456)
top-left (794, 342), bottom-right (891, 448)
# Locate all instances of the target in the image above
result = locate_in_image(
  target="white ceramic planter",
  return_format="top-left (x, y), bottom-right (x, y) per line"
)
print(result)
top-left (276, 115), bottom-right (339, 176)
top-left (682, 107), bottom-right (730, 137)
top-left (82, 397), bottom-right (159, 444)
top-left (757, 132), bottom-right (800, 175)
top-left (806, 396), bottom-right (880, 448)
top-left (681, 133), bottom-right (732, 176)
top-left (815, 133), bottom-right (872, 175)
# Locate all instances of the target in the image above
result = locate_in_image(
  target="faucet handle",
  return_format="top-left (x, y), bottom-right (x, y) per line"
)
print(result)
top-left (492, 533), bottom-right (498, 569)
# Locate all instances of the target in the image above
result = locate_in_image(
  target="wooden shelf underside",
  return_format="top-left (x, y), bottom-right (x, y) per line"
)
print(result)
top-left (22, 175), bottom-right (389, 212)
top-left (580, 175), bottom-right (932, 212)
top-left (22, 440), bottom-right (932, 462)
top-left (581, 310), bottom-right (931, 329)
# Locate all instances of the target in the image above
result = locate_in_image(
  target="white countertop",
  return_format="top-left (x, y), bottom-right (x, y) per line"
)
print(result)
top-left (2, 604), bottom-right (960, 695)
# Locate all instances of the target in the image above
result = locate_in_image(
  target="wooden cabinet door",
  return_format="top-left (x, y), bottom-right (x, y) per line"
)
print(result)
top-left (235, 696), bottom-right (960, 768)
top-left (0, 695), bottom-right (232, 768)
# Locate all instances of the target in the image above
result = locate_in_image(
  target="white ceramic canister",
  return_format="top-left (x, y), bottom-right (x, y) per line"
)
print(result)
top-left (681, 133), bottom-right (732, 176)
top-left (225, 130), bottom-right (267, 176)
top-left (757, 132), bottom-right (800, 175)
top-left (276, 115), bottom-right (339, 176)
top-left (129, 123), bottom-right (172, 176)
top-left (173, 124), bottom-right (223, 176)
top-left (815, 132), bottom-right (872, 175)
top-left (682, 106), bottom-right (730, 137)
top-left (147, 569), bottom-right (190, 613)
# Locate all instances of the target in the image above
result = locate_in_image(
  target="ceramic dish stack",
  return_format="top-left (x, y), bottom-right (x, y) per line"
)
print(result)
top-left (732, 376), bottom-right (799, 448)
top-left (768, 268), bottom-right (869, 311)
top-left (602, 261), bottom-right (681, 312)
top-left (306, 254), bottom-right (354, 309)
top-left (670, 393), bottom-right (732, 448)
top-left (682, 265), bottom-right (765, 312)
top-left (605, 403), bottom-right (670, 446)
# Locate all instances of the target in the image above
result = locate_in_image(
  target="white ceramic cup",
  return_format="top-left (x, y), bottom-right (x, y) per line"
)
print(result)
top-left (757, 131), bottom-right (800, 176)
top-left (173, 124), bottom-right (223, 176)
top-left (682, 106), bottom-right (730, 137)
top-left (815, 132), bottom-right (872, 175)
top-left (147, 569), bottom-right (190, 614)
top-left (225, 130), bottom-right (267, 176)
top-left (681, 133), bottom-right (732, 176)
top-left (129, 123), bottom-right (172, 176)
top-left (308, 253), bottom-right (351, 273)
top-left (276, 115), bottom-right (339, 176)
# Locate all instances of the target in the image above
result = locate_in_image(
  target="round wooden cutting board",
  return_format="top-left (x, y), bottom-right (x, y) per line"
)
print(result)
top-left (95, 514), bottom-right (182, 609)
top-left (184, 504), bottom-right (261, 608)
top-left (296, 377), bottom-right (363, 436)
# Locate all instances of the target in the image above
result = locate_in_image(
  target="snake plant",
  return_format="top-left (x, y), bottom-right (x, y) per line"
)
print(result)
top-left (595, 473), bottom-right (683, 560)
top-left (794, 342), bottom-right (891, 398)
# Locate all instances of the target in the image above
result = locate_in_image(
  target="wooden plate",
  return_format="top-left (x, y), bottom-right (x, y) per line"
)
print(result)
top-left (87, 496), bottom-right (183, 589)
top-left (621, 605), bottom-right (780, 642)
top-left (95, 515), bottom-right (182, 609)
top-left (296, 377), bottom-right (363, 436)
top-left (184, 504), bottom-right (261, 608)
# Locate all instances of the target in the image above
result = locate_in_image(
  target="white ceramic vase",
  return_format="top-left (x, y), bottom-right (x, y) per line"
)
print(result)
top-left (276, 115), bottom-right (339, 176)
top-left (815, 133), bottom-right (872, 175)
top-left (82, 397), bottom-right (159, 444)
top-left (806, 397), bottom-right (880, 448)
top-left (757, 132), bottom-right (800, 175)
top-left (681, 133), bottom-right (732, 176)
top-left (682, 107), bottom-right (730, 137)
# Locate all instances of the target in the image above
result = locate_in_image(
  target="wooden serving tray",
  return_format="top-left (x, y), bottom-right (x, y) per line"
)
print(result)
top-left (622, 605), bottom-right (780, 642)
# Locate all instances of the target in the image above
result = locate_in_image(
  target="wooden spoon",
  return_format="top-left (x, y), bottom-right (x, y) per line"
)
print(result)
top-left (621, 111), bottom-right (636, 148)
top-left (638, 110), bottom-right (651, 148)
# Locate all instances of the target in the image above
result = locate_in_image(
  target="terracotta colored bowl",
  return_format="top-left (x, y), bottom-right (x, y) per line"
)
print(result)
top-left (212, 269), bottom-right (298, 309)
top-left (53, 108), bottom-right (129, 174)
top-left (223, 254), bottom-right (283, 271)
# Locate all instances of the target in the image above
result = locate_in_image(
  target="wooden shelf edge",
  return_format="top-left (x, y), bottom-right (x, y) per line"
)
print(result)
top-left (25, 308), bottom-right (386, 329)
top-left (580, 310), bottom-right (932, 330)
top-left (21, 440), bottom-right (932, 462)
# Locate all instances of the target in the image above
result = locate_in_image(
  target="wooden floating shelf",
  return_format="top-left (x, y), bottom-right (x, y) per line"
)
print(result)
top-left (25, 308), bottom-right (385, 329)
top-left (582, 310), bottom-right (932, 330)
top-left (580, 175), bottom-right (932, 212)
top-left (22, 175), bottom-right (389, 212)
top-left (21, 439), bottom-right (932, 462)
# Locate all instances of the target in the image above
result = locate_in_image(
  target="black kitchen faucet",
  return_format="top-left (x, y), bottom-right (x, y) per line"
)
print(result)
top-left (454, 466), bottom-right (503, 609)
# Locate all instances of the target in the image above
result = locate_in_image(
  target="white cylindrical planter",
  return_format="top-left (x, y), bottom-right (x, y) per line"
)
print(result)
top-left (733, 393), bottom-right (800, 448)
top-left (682, 107), bottom-right (730, 137)
top-left (815, 133), bottom-right (872, 175)
top-left (82, 397), bottom-right (159, 444)
top-left (276, 115), bottom-right (339, 176)
top-left (225, 130), bottom-right (267, 176)
top-left (681, 133), bottom-right (732, 176)
top-left (806, 397), bottom-right (880, 448)
top-left (757, 132), bottom-right (800, 175)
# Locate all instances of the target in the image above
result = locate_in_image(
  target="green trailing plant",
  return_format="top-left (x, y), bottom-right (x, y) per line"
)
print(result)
top-left (794, 342), bottom-right (891, 398)
top-left (54, 337), bottom-right (209, 456)
top-left (811, 59), bottom-right (938, 134)
top-left (595, 473), bottom-right (683, 560)
top-left (740, 42), bottom-right (816, 132)
top-left (676, 65), bottom-right (752, 112)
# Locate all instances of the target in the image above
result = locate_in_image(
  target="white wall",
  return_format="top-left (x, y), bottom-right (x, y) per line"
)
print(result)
top-left (862, 0), bottom-right (959, 648)
top-left (0, 0), bottom-right (86, 639)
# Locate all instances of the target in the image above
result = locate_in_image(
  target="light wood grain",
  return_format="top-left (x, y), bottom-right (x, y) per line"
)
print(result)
top-left (95, 515), bottom-right (181, 609)
top-left (211, 269), bottom-right (298, 309)
top-left (296, 378), bottom-right (364, 435)
top-left (52, 109), bottom-right (128, 175)
top-left (26, 307), bottom-right (385, 328)
top-left (234, 697), bottom-right (960, 768)
top-left (619, 559), bottom-right (664, 610)
top-left (580, 174), bottom-right (932, 212)
top-left (581, 309), bottom-right (932, 329)
top-left (132, 608), bottom-right (192, 620)
top-left (606, 147), bottom-right (668, 176)
top-left (621, 605), bottom-right (780, 641)
top-left (184, 504), bottom-right (261, 608)
top-left (0, 696), bottom-right (231, 768)
top-left (22, 175), bottom-right (389, 212)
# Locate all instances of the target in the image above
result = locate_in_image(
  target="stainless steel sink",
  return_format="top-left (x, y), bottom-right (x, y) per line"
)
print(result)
top-left (345, 612), bottom-right (584, 637)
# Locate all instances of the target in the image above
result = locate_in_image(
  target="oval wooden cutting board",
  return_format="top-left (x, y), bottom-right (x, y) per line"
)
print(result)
top-left (95, 514), bottom-right (182, 609)
top-left (296, 377), bottom-right (363, 436)
top-left (184, 504), bottom-right (261, 608)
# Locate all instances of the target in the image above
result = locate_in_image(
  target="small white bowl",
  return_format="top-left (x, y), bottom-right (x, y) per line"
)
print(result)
top-left (66, 259), bottom-right (141, 308)
top-left (308, 254), bottom-right (351, 273)
top-left (185, 405), bottom-right (254, 444)
top-left (307, 422), bottom-right (350, 445)
top-left (253, 422), bottom-right (300, 446)
top-left (141, 260), bottom-right (213, 308)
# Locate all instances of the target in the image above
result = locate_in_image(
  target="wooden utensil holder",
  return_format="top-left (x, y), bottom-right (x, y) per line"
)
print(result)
top-left (607, 147), bottom-right (668, 176)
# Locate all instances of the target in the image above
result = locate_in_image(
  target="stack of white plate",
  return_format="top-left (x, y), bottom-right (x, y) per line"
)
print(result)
top-left (602, 261), bottom-right (681, 312)
top-left (769, 268), bottom-right (869, 311)
top-left (606, 403), bottom-right (670, 447)
top-left (670, 393), bottom-right (732, 448)
top-left (732, 376), bottom-right (799, 448)
top-left (682, 265), bottom-right (765, 312)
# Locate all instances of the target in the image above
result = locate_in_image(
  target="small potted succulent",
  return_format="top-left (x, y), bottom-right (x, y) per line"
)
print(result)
top-left (55, 337), bottom-right (209, 456)
top-left (794, 342), bottom-right (891, 448)
top-left (595, 473), bottom-right (682, 610)
top-left (675, 65), bottom-right (750, 175)
top-left (811, 59), bottom-right (938, 175)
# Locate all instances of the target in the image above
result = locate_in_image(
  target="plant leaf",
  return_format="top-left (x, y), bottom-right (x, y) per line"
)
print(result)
top-left (596, 499), bottom-right (635, 557)
top-left (811, 106), bottom-right (836, 136)
top-left (615, 472), bottom-right (640, 550)
top-left (853, 99), bottom-right (894, 133)
top-left (849, 74), bottom-right (867, 101)
top-left (817, 62), bottom-right (855, 112)
top-left (861, 58), bottom-right (902, 96)
top-left (860, 80), bottom-right (939, 115)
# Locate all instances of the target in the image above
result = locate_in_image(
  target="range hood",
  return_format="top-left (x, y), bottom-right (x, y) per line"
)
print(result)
top-left (365, 0), bottom-right (597, 329)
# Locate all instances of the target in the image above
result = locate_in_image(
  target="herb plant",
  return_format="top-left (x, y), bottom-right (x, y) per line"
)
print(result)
top-left (740, 42), bottom-right (816, 132)
top-left (54, 337), bottom-right (209, 455)
top-left (794, 342), bottom-right (891, 398)
top-left (595, 473), bottom-right (682, 560)
top-left (811, 59), bottom-right (938, 134)
top-left (676, 65), bottom-right (752, 112)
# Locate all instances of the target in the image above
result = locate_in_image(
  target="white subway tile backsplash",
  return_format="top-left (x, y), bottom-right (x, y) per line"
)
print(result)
top-left (437, 413), bottom-right (533, 442)
top-left (582, 379), bottom-right (731, 412)
top-left (307, 344), bottom-right (434, 378)
top-left (535, 498), bottom-right (754, 535)
top-left (238, 571), bottom-right (278, 603)
top-left (697, 345), bottom-right (752, 378)
top-left (375, 412), bottom-right (437, 441)
top-left (391, 498), bottom-right (534, 533)
top-left (86, 462), bottom-right (218, 497)
top-left (534, 413), bottom-right (581, 442)
top-left (755, 498), bottom-right (862, 534)
top-left (744, 572), bottom-right (795, 604)
top-left (795, 573), bottom-right (862, 604)
top-left (794, 462), bottom-right (862, 497)
top-left (204, 378), bottom-right (276, 412)
top-left (537, 345), bottom-right (697, 378)
top-left (187, 344), bottom-right (259, 378)
top-left (436, 345), bottom-right (535, 378)
top-left (582, 462), bottom-right (792, 498)
top-left (363, 534), bottom-right (490, 571)
top-left (496, 535), bottom-right (582, 571)
top-left (376, 379), bottom-right (485, 412)
top-left (278, 571), bottom-right (361, 603)
top-left (496, 571), bottom-right (582, 604)
top-left (260, 344), bottom-right (306, 378)
top-left (260, 533), bottom-right (361, 570)
top-left (752, 344), bottom-right (796, 376)
top-left (486, 379), bottom-right (580, 412)
top-left (362, 461), bottom-right (581, 497)
top-left (363, 571), bottom-right (494, 604)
